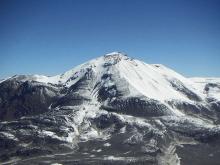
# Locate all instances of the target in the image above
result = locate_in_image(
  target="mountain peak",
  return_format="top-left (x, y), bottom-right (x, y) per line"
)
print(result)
top-left (105, 51), bottom-right (127, 57)
top-left (103, 51), bottom-right (129, 65)
top-left (1, 52), bottom-right (220, 164)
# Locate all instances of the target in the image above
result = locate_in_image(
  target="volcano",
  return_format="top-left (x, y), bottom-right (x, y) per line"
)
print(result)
top-left (0, 52), bottom-right (220, 165)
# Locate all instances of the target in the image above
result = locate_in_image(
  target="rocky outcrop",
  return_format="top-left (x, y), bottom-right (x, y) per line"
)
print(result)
top-left (0, 79), bottom-right (60, 121)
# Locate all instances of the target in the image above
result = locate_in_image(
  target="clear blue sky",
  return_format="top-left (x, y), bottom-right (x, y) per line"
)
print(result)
top-left (0, 0), bottom-right (220, 79)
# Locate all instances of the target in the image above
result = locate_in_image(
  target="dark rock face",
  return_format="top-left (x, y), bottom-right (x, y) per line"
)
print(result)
top-left (96, 70), bottom-right (130, 102)
top-left (210, 101), bottom-right (220, 124)
top-left (102, 97), bottom-right (172, 117)
top-left (167, 100), bottom-right (218, 121)
top-left (176, 138), bottom-right (220, 165)
top-left (0, 80), bottom-right (60, 121)
top-left (204, 83), bottom-right (220, 93)
top-left (168, 78), bottom-right (202, 101)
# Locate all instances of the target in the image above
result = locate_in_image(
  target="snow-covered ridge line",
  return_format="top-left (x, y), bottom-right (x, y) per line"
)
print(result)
top-left (190, 77), bottom-right (220, 83)
top-left (1, 52), bottom-right (219, 103)
top-left (1, 52), bottom-right (220, 164)
top-left (190, 77), bottom-right (220, 100)
top-left (0, 79), bottom-right (5, 83)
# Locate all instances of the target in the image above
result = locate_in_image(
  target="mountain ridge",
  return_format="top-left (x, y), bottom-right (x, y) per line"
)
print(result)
top-left (0, 52), bottom-right (220, 165)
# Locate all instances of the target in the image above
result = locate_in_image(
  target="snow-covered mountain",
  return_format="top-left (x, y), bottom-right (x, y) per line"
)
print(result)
top-left (0, 52), bottom-right (220, 165)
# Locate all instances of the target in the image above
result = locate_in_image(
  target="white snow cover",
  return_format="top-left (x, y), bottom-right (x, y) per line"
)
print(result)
top-left (0, 79), bottom-right (5, 83)
top-left (1, 52), bottom-right (220, 165)
top-left (190, 77), bottom-right (220, 100)
top-left (2, 52), bottom-right (219, 105)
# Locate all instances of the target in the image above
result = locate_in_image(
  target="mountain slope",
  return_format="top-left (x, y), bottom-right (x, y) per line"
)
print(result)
top-left (0, 52), bottom-right (220, 165)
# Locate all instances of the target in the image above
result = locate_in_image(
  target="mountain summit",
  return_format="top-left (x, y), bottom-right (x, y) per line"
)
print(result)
top-left (0, 52), bottom-right (220, 164)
